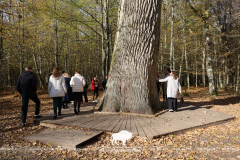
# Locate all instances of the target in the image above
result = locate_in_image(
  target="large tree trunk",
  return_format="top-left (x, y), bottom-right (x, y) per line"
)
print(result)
top-left (98, 0), bottom-right (162, 115)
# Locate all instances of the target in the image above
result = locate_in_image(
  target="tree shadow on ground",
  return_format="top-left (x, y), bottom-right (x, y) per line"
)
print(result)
top-left (186, 96), bottom-right (240, 107)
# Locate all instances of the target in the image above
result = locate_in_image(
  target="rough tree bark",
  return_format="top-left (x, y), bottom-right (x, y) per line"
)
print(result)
top-left (97, 0), bottom-right (162, 115)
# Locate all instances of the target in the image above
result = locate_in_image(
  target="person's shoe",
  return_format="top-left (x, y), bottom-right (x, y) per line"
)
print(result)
top-left (75, 111), bottom-right (78, 115)
top-left (174, 110), bottom-right (178, 112)
top-left (54, 111), bottom-right (57, 119)
top-left (21, 123), bottom-right (25, 127)
top-left (62, 105), bottom-right (66, 109)
top-left (58, 111), bottom-right (61, 116)
top-left (169, 109), bottom-right (173, 112)
top-left (72, 101), bottom-right (74, 104)
top-left (95, 100), bottom-right (98, 102)
top-left (66, 106), bottom-right (69, 109)
top-left (34, 115), bottom-right (42, 118)
top-left (93, 100), bottom-right (96, 102)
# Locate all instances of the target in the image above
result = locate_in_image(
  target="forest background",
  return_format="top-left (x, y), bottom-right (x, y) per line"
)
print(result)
top-left (0, 0), bottom-right (239, 95)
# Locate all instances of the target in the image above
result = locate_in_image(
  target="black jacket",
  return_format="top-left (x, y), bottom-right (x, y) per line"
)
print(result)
top-left (16, 71), bottom-right (37, 94)
top-left (102, 79), bottom-right (107, 90)
top-left (84, 82), bottom-right (88, 90)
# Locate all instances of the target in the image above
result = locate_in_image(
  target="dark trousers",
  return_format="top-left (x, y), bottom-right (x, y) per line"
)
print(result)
top-left (163, 95), bottom-right (167, 101)
top-left (84, 89), bottom-right (88, 102)
top-left (168, 98), bottom-right (178, 111)
top-left (21, 92), bottom-right (40, 124)
top-left (53, 97), bottom-right (62, 113)
top-left (93, 87), bottom-right (99, 100)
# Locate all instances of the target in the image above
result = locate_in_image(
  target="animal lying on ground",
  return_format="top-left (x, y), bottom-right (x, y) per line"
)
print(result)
top-left (111, 130), bottom-right (132, 145)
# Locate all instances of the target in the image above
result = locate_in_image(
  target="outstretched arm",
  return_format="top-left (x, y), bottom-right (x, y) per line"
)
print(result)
top-left (157, 76), bottom-right (169, 83)
top-left (178, 79), bottom-right (182, 95)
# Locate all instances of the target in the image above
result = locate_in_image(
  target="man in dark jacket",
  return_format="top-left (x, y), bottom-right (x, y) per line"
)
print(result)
top-left (102, 75), bottom-right (108, 91)
top-left (16, 66), bottom-right (42, 127)
top-left (83, 81), bottom-right (88, 103)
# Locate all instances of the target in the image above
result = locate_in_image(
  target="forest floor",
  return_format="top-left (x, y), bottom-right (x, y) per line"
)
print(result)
top-left (0, 86), bottom-right (240, 159)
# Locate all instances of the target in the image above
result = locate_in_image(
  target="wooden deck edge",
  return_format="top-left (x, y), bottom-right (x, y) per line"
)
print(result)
top-left (152, 116), bottom-right (236, 139)
top-left (93, 111), bottom-right (166, 117)
top-left (76, 131), bottom-right (104, 149)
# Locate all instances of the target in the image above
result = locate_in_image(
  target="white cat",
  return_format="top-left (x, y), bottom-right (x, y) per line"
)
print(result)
top-left (111, 130), bottom-right (132, 145)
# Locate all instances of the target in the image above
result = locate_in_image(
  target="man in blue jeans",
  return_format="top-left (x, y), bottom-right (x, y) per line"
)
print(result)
top-left (16, 66), bottom-right (42, 127)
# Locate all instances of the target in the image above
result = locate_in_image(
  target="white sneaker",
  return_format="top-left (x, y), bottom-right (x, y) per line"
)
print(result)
top-left (93, 100), bottom-right (96, 102)
top-left (169, 109), bottom-right (173, 112)
top-left (72, 101), bottom-right (74, 104)
top-left (95, 100), bottom-right (98, 102)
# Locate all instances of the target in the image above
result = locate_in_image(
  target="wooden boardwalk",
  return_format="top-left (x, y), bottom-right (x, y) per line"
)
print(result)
top-left (34, 103), bottom-right (235, 139)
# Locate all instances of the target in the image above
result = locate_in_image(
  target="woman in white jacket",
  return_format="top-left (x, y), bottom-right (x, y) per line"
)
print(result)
top-left (70, 71), bottom-right (86, 114)
top-left (158, 71), bottom-right (182, 112)
top-left (48, 67), bottom-right (67, 119)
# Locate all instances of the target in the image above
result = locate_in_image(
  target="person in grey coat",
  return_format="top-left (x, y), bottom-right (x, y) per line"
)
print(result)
top-left (158, 71), bottom-right (182, 112)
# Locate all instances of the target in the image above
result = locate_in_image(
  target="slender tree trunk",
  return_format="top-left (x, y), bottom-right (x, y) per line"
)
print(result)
top-left (202, 47), bottom-right (206, 87)
top-left (182, 0), bottom-right (189, 89)
top-left (224, 57), bottom-right (228, 90)
top-left (32, 45), bottom-right (45, 90)
top-left (195, 36), bottom-right (198, 89)
top-left (98, 0), bottom-right (162, 114)
top-left (204, 1), bottom-right (216, 95)
top-left (101, 0), bottom-right (106, 77)
top-left (236, 51), bottom-right (239, 93)
top-left (169, 0), bottom-right (174, 71)
top-left (104, 0), bottom-right (111, 76)
top-left (53, 0), bottom-right (58, 66)
top-left (0, 9), bottom-right (3, 69)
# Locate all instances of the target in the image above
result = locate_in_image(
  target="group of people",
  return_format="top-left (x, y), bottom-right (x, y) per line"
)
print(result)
top-left (16, 66), bottom-right (181, 127)
top-left (16, 66), bottom-right (109, 126)
top-left (157, 69), bottom-right (182, 112)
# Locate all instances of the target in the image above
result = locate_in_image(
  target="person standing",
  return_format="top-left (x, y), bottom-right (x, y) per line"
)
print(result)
top-left (16, 66), bottom-right (42, 127)
top-left (83, 81), bottom-right (88, 103)
top-left (62, 73), bottom-right (74, 109)
top-left (70, 71), bottom-right (86, 114)
top-left (102, 75), bottom-right (108, 91)
top-left (162, 69), bottom-right (171, 103)
top-left (157, 73), bottom-right (161, 95)
top-left (48, 67), bottom-right (67, 119)
top-left (91, 77), bottom-right (99, 102)
top-left (158, 71), bottom-right (182, 112)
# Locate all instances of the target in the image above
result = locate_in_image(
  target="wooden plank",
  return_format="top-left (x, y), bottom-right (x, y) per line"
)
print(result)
top-left (111, 115), bottom-right (127, 133)
top-left (93, 115), bottom-right (118, 130)
top-left (88, 115), bottom-right (113, 129)
top-left (130, 115), bottom-right (139, 136)
top-left (135, 116), bottom-right (154, 139)
top-left (79, 115), bottom-right (108, 128)
top-left (100, 115), bottom-right (121, 132)
top-left (117, 115), bottom-right (128, 132)
top-left (73, 114), bottom-right (104, 128)
top-left (105, 115), bottom-right (125, 132)
top-left (139, 116), bottom-right (161, 138)
top-left (125, 115), bottom-right (131, 132)
top-left (132, 116), bottom-right (147, 137)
